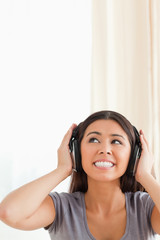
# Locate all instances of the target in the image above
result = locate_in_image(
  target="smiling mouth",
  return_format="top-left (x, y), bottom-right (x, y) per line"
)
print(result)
top-left (94, 161), bottom-right (115, 168)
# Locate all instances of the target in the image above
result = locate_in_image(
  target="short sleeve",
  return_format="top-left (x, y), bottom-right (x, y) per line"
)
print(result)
top-left (128, 191), bottom-right (156, 235)
top-left (45, 191), bottom-right (84, 234)
top-left (45, 192), bottom-right (66, 233)
top-left (139, 192), bottom-right (155, 221)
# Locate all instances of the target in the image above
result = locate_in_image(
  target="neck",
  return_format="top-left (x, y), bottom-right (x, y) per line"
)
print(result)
top-left (85, 177), bottom-right (125, 214)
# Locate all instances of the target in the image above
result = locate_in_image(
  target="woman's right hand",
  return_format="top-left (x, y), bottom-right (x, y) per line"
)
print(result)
top-left (57, 123), bottom-right (77, 177)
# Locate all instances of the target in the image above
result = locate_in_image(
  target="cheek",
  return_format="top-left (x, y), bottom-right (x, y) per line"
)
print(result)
top-left (80, 144), bottom-right (87, 168)
top-left (81, 143), bottom-right (97, 158)
top-left (80, 144), bottom-right (95, 169)
top-left (81, 146), bottom-right (89, 165)
top-left (119, 149), bottom-right (131, 169)
top-left (81, 141), bottom-right (90, 158)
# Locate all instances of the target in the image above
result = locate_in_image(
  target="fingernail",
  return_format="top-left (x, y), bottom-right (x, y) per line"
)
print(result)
top-left (140, 129), bottom-right (144, 134)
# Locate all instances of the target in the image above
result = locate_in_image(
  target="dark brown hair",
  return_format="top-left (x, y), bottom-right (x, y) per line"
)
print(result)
top-left (69, 110), bottom-right (144, 193)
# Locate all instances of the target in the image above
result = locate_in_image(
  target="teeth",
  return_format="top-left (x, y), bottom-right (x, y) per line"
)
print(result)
top-left (94, 161), bottom-right (114, 168)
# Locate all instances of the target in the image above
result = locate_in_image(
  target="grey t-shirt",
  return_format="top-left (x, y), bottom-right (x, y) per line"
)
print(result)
top-left (46, 191), bottom-right (156, 240)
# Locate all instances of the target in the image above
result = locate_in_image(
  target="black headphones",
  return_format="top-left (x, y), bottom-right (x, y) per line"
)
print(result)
top-left (69, 125), bottom-right (142, 176)
top-left (69, 126), bottom-right (82, 172)
top-left (126, 126), bottom-right (142, 176)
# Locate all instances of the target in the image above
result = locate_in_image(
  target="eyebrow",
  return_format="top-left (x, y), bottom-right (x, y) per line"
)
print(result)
top-left (111, 134), bottom-right (125, 140)
top-left (87, 131), bottom-right (101, 136)
top-left (86, 131), bottom-right (125, 140)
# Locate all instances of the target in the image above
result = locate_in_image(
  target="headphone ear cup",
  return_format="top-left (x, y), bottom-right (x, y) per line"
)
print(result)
top-left (69, 139), bottom-right (82, 172)
top-left (127, 144), bottom-right (140, 176)
top-left (72, 140), bottom-right (82, 172)
top-left (126, 126), bottom-right (142, 176)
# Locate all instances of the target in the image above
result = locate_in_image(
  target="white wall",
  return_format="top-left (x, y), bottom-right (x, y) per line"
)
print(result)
top-left (0, 1), bottom-right (92, 239)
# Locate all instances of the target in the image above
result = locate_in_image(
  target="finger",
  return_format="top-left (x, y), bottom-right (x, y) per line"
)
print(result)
top-left (139, 133), bottom-right (148, 152)
top-left (139, 129), bottom-right (149, 150)
top-left (61, 124), bottom-right (77, 146)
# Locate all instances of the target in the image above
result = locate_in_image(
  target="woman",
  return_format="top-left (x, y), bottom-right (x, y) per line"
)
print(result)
top-left (0, 110), bottom-right (160, 239)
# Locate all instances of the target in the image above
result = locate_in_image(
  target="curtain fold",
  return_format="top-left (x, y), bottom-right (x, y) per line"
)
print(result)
top-left (91, 0), bottom-right (160, 180)
top-left (150, 0), bottom-right (160, 179)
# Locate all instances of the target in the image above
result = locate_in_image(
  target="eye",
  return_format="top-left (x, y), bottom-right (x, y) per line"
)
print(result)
top-left (89, 137), bottom-right (99, 143)
top-left (112, 139), bottom-right (122, 145)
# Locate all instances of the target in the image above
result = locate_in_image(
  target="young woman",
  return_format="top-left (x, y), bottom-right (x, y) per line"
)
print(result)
top-left (0, 110), bottom-right (160, 239)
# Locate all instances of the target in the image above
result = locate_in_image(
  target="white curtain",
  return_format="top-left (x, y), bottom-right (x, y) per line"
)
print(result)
top-left (91, 0), bottom-right (160, 180)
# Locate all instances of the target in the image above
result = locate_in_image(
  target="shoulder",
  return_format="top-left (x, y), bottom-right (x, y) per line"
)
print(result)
top-left (47, 192), bottom-right (85, 234)
top-left (125, 191), bottom-right (155, 209)
top-left (49, 191), bottom-right (84, 210)
top-left (124, 192), bottom-right (156, 238)
top-left (125, 191), bottom-right (155, 228)
top-left (49, 191), bottom-right (83, 201)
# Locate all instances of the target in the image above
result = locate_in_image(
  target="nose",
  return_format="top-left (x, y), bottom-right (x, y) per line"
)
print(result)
top-left (98, 142), bottom-right (112, 155)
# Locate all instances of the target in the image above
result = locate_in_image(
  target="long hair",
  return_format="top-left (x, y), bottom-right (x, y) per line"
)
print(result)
top-left (69, 110), bottom-right (145, 193)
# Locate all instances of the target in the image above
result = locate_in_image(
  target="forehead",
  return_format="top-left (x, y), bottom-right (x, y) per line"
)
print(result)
top-left (84, 119), bottom-right (127, 136)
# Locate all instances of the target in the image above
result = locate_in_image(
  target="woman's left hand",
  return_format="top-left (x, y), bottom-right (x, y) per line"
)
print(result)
top-left (135, 130), bottom-right (154, 184)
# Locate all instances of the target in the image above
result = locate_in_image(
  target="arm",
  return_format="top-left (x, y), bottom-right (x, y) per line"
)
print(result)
top-left (135, 130), bottom-right (160, 234)
top-left (0, 124), bottom-right (76, 230)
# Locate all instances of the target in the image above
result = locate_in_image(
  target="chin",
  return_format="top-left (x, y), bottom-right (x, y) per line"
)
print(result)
top-left (87, 173), bottom-right (121, 184)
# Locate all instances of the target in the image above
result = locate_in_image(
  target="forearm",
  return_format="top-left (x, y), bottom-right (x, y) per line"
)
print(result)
top-left (140, 173), bottom-right (160, 213)
top-left (0, 124), bottom-right (75, 225)
top-left (0, 167), bottom-right (69, 223)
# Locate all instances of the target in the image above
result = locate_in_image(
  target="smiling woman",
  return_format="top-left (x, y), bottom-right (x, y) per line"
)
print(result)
top-left (1, 110), bottom-right (159, 240)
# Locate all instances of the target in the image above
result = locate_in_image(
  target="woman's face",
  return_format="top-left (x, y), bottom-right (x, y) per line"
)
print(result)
top-left (80, 119), bottom-right (131, 183)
